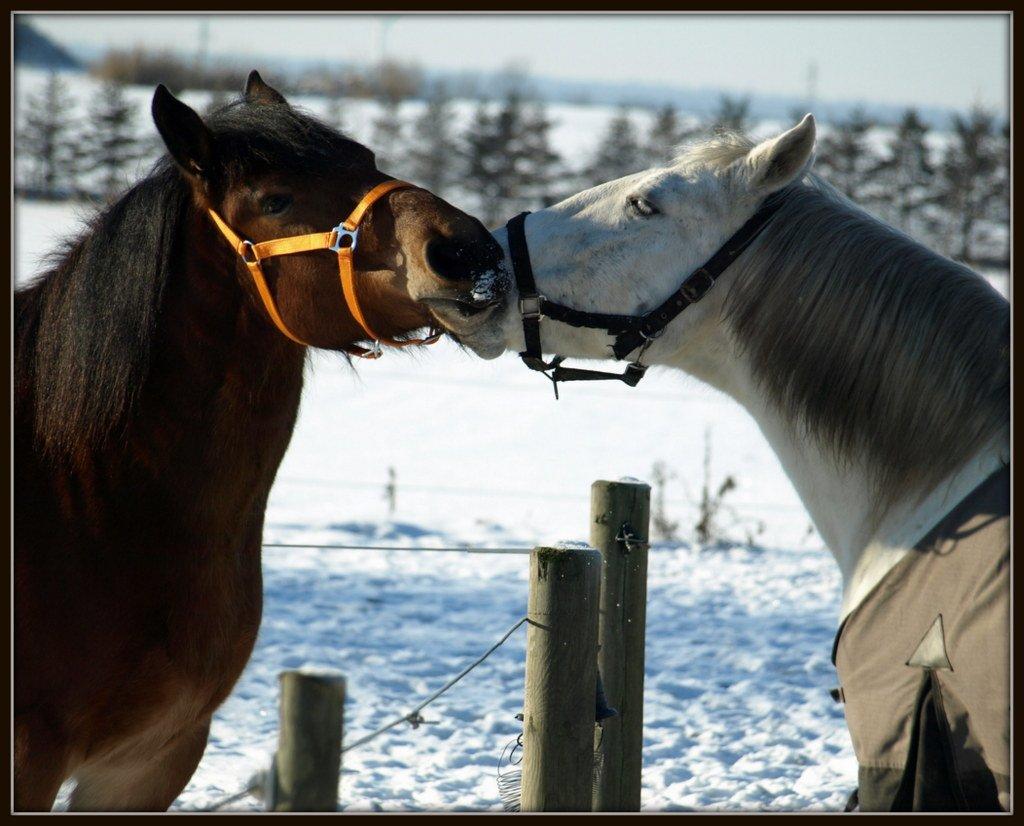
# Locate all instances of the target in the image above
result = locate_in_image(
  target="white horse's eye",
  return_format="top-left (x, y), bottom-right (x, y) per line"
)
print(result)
top-left (627, 196), bottom-right (659, 217)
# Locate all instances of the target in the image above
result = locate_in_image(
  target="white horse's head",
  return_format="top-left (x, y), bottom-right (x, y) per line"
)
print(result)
top-left (461, 115), bottom-right (817, 369)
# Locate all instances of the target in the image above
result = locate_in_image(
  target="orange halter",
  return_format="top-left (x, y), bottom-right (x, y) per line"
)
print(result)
top-left (207, 179), bottom-right (442, 358)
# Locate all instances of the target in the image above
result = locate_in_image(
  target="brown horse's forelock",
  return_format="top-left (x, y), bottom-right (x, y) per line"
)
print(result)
top-left (15, 100), bottom-right (376, 458)
top-left (204, 100), bottom-right (375, 183)
top-left (721, 174), bottom-right (1009, 517)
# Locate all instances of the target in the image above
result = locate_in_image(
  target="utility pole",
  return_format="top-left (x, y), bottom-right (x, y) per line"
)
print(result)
top-left (806, 61), bottom-right (818, 114)
top-left (378, 15), bottom-right (398, 65)
top-left (195, 17), bottom-right (210, 84)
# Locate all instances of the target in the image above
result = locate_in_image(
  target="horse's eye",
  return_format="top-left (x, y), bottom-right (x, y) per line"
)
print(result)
top-left (261, 194), bottom-right (293, 216)
top-left (627, 196), bottom-right (659, 217)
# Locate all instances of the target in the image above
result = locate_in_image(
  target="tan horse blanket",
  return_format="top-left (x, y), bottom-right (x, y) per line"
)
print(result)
top-left (832, 465), bottom-right (1009, 811)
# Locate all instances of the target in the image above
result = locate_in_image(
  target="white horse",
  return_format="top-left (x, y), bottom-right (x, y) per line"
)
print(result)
top-left (457, 116), bottom-right (1010, 811)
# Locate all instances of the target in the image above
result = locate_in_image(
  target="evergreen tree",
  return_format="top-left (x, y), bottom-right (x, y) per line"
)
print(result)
top-left (815, 107), bottom-right (876, 202)
top-left (18, 71), bottom-right (76, 199)
top-left (80, 79), bottom-right (142, 199)
top-left (646, 103), bottom-right (692, 166)
top-left (517, 100), bottom-right (562, 209)
top-left (324, 95), bottom-right (346, 135)
top-left (937, 107), bottom-right (1003, 264)
top-left (712, 94), bottom-right (751, 133)
top-left (461, 91), bottom-right (529, 226)
top-left (371, 94), bottom-right (405, 177)
top-left (408, 81), bottom-right (456, 197)
top-left (992, 119), bottom-right (1010, 264)
top-left (203, 89), bottom-right (231, 116)
top-left (872, 108), bottom-right (935, 240)
top-left (584, 107), bottom-right (644, 186)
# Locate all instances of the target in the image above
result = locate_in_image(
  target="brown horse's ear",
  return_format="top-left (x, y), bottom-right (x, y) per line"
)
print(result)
top-left (244, 70), bottom-right (288, 105)
top-left (151, 84), bottom-right (215, 182)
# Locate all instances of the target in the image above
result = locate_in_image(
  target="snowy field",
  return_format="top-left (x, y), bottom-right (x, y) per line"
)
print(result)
top-left (13, 69), bottom-right (1010, 811)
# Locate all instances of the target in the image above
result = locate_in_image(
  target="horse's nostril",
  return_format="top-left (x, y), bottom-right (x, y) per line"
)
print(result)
top-left (426, 237), bottom-right (504, 284)
top-left (425, 239), bottom-right (464, 283)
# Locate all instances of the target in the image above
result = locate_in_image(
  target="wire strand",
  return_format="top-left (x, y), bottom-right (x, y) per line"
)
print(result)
top-left (341, 615), bottom-right (529, 754)
top-left (264, 542), bottom-right (532, 554)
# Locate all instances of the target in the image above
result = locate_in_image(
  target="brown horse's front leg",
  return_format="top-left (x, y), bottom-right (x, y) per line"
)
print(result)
top-left (67, 717), bottom-right (212, 812)
top-left (14, 712), bottom-right (71, 812)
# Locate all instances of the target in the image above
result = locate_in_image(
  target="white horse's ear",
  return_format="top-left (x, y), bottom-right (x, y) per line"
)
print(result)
top-left (742, 114), bottom-right (816, 195)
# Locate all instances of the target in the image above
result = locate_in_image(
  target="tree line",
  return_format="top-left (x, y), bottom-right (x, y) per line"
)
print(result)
top-left (17, 73), bottom-right (1009, 267)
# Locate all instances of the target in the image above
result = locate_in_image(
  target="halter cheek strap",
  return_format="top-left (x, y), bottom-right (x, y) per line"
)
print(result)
top-left (208, 179), bottom-right (442, 358)
top-left (506, 191), bottom-right (786, 397)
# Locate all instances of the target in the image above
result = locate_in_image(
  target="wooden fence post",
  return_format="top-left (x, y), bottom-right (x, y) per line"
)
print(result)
top-left (520, 545), bottom-right (602, 812)
top-left (270, 670), bottom-right (346, 812)
top-left (590, 479), bottom-right (651, 812)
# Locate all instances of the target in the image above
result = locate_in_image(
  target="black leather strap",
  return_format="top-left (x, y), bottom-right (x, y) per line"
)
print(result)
top-left (505, 191), bottom-right (786, 395)
top-left (612, 191), bottom-right (787, 358)
top-left (507, 211), bottom-right (545, 364)
top-left (507, 212), bottom-right (650, 397)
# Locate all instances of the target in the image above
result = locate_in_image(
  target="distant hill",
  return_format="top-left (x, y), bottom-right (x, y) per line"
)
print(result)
top-left (14, 19), bottom-right (84, 71)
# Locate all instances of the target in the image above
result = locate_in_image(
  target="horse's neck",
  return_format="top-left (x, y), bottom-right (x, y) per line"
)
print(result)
top-left (125, 211), bottom-right (306, 534)
top-left (660, 311), bottom-right (1007, 623)
top-left (738, 387), bottom-right (1006, 620)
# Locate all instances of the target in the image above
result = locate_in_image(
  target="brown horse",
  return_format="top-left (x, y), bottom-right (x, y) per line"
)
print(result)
top-left (13, 72), bottom-right (504, 812)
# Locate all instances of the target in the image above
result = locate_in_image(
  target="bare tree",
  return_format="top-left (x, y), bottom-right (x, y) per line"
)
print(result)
top-left (693, 428), bottom-right (738, 546)
top-left (649, 461), bottom-right (680, 542)
top-left (384, 467), bottom-right (397, 517)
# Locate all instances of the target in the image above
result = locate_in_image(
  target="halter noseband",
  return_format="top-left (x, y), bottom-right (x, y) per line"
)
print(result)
top-left (505, 192), bottom-right (786, 397)
top-left (208, 178), bottom-right (441, 358)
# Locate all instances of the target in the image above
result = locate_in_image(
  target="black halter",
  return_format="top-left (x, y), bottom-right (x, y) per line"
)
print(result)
top-left (505, 192), bottom-right (786, 398)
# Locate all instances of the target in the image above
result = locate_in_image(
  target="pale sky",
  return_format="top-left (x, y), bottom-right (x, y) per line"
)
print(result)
top-left (25, 13), bottom-right (1010, 113)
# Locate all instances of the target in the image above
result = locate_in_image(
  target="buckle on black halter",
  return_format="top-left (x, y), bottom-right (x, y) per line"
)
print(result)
top-left (519, 294), bottom-right (544, 318)
top-left (680, 268), bottom-right (715, 302)
top-left (621, 362), bottom-right (648, 387)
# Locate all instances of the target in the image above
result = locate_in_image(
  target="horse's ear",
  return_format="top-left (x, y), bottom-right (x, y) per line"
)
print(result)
top-left (151, 84), bottom-right (215, 182)
top-left (743, 113), bottom-right (816, 195)
top-left (244, 70), bottom-right (288, 105)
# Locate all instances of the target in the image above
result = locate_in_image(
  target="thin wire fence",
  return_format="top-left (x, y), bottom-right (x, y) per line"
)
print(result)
top-left (263, 542), bottom-right (532, 554)
top-left (273, 474), bottom-right (810, 514)
top-left (190, 615), bottom-right (531, 812)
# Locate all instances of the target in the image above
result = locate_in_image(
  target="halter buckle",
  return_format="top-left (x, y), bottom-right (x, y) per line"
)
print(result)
top-left (519, 294), bottom-right (544, 319)
top-left (330, 225), bottom-right (359, 253)
top-left (680, 268), bottom-right (715, 302)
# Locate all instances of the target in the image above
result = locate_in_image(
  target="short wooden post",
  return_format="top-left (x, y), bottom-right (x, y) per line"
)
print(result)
top-left (270, 670), bottom-right (345, 812)
top-left (590, 479), bottom-right (651, 812)
top-left (520, 545), bottom-right (602, 812)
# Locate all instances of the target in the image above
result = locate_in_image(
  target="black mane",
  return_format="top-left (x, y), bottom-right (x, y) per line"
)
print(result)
top-left (15, 99), bottom-right (373, 457)
top-left (204, 99), bottom-right (375, 186)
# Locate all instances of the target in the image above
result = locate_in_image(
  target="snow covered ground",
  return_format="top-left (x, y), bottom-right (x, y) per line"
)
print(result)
top-left (13, 69), bottom-right (1010, 811)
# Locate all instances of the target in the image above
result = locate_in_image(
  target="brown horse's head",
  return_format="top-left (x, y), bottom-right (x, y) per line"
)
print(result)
top-left (151, 71), bottom-right (505, 350)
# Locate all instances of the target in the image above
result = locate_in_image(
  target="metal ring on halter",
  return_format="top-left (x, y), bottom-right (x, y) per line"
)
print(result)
top-left (239, 240), bottom-right (259, 265)
top-left (329, 225), bottom-right (359, 253)
top-left (518, 294), bottom-right (544, 319)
